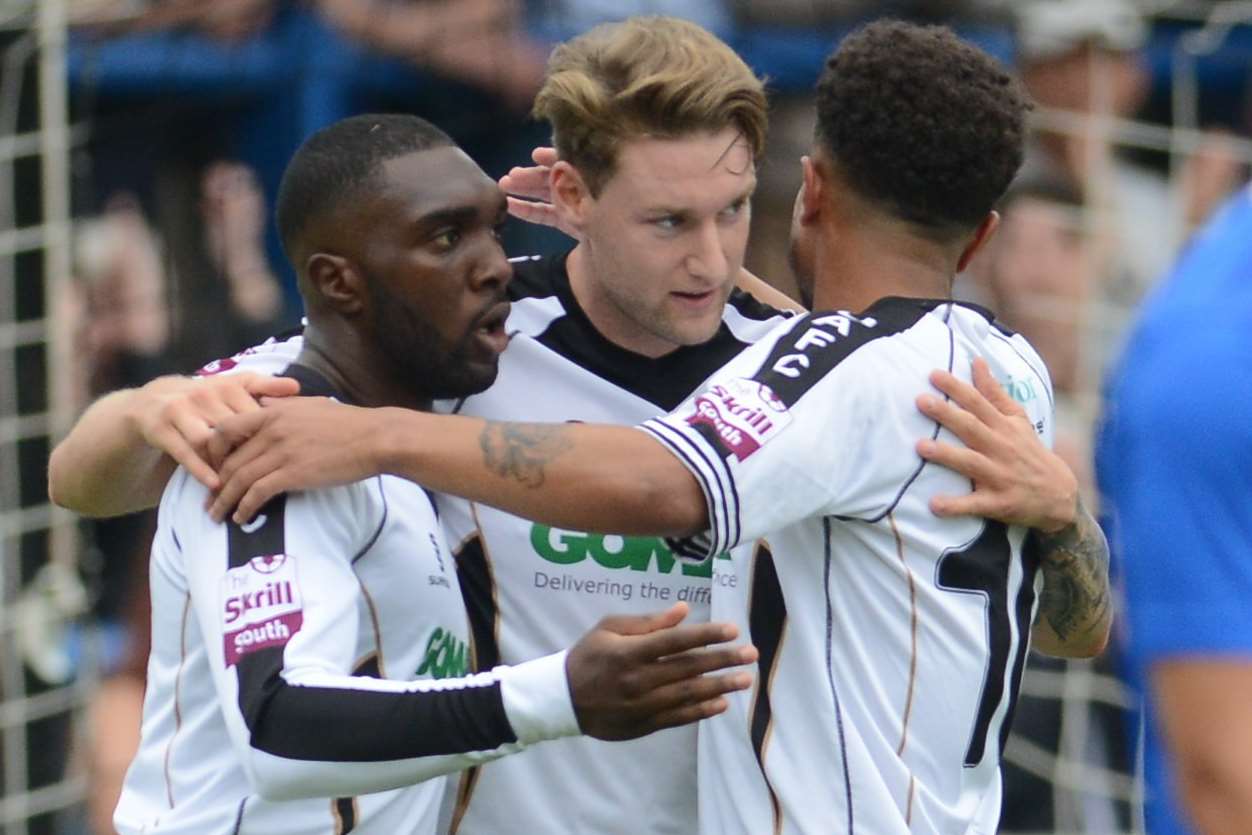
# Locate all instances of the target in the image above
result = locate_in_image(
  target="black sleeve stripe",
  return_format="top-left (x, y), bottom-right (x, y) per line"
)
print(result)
top-left (227, 493), bottom-right (519, 764)
top-left (685, 422), bottom-right (743, 550)
top-left (241, 659), bottom-right (517, 762)
top-left (640, 421), bottom-right (724, 557)
top-left (643, 420), bottom-right (738, 556)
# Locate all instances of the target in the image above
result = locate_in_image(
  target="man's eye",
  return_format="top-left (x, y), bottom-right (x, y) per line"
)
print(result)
top-left (720, 199), bottom-right (748, 220)
top-left (652, 216), bottom-right (681, 231)
top-left (434, 229), bottom-right (461, 249)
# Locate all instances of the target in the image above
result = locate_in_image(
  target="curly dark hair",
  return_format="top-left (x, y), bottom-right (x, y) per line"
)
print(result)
top-left (815, 20), bottom-right (1030, 234)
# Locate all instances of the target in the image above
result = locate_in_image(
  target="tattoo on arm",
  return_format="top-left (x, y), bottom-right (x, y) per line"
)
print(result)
top-left (478, 422), bottom-right (574, 488)
top-left (1027, 499), bottom-right (1112, 643)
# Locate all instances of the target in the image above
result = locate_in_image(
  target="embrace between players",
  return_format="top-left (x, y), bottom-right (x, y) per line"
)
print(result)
top-left (50, 16), bottom-right (1112, 835)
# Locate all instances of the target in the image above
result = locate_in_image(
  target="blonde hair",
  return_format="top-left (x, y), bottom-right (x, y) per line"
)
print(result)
top-left (533, 16), bottom-right (768, 195)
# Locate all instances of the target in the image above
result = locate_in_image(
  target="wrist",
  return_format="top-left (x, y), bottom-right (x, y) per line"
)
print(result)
top-left (1034, 476), bottom-right (1080, 536)
top-left (129, 375), bottom-right (193, 432)
top-left (372, 406), bottom-right (422, 477)
top-left (497, 649), bottom-right (579, 744)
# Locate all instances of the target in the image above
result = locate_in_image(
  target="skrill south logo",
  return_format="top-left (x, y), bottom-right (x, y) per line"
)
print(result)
top-left (220, 553), bottom-right (303, 666)
top-left (196, 356), bottom-right (238, 376)
top-left (687, 378), bottom-right (792, 461)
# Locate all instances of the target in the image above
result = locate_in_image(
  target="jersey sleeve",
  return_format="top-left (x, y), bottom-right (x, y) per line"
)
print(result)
top-left (639, 311), bottom-right (927, 560)
top-left (165, 470), bottom-right (580, 801)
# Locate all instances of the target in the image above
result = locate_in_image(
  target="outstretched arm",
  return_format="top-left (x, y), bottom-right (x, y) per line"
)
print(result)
top-left (914, 358), bottom-right (1112, 658)
top-left (204, 357), bottom-right (1110, 658)
top-left (206, 400), bottom-right (707, 535)
top-left (48, 372), bottom-right (298, 518)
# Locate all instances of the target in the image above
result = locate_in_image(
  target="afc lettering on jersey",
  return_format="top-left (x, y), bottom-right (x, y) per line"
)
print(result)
top-left (770, 312), bottom-right (877, 379)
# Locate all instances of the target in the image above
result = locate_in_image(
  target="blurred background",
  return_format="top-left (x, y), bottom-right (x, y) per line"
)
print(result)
top-left (1, 0), bottom-right (1249, 832)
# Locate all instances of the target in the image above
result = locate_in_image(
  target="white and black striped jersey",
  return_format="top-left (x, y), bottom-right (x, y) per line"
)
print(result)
top-left (114, 364), bottom-right (580, 835)
top-left (216, 252), bottom-right (794, 834)
top-left (436, 253), bottom-right (792, 835)
top-left (640, 299), bottom-right (1054, 835)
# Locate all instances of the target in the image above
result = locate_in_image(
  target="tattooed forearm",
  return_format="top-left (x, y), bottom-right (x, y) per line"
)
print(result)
top-left (478, 422), bottom-right (574, 488)
top-left (1027, 498), bottom-right (1112, 648)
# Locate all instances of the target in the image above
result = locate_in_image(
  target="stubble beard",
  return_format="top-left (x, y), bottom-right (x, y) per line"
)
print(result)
top-left (368, 279), bottom-right (498, 402)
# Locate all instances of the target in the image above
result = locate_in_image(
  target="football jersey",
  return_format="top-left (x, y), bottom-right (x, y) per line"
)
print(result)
top-left (640, 298), bottom-right (1054, 835)
top-left (115, 364), bottom-right (580, 835)
top-left (439, 254), bottom-right (792, 835)
top-left (219, 252), bottom-right (794, 834)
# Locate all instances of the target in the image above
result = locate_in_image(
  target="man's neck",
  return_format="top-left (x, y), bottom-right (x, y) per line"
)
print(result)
top-left (809, 225), bottom-right (955, 313)
top-left (297, 325), bottom-right (432, 412)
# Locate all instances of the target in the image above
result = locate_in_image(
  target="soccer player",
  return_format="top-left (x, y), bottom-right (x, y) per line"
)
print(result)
top-left (201, 22), bottom-right (1112, 835)
top-left (106, 114), bottom-right (756, 835)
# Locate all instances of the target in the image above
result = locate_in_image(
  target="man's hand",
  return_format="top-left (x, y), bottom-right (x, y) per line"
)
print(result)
top-left (566, 602), bottom-right (756, 740)
top-left (914, 357), bottom-right (1077, 534)
top-left (132, 373), bottom-right (299, 491)
top-left (915, 357), bottom-right (1110, 658)
top-left (206, 397), bottom-right (389, 522)
top-left (498, 146), bottom-right (579, 239)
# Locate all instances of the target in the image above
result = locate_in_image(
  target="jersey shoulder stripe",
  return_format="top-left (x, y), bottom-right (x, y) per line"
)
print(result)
top-left (748, 298), bottom-right (931, 409)
top-left (506, 251), bottom-right (795, 411)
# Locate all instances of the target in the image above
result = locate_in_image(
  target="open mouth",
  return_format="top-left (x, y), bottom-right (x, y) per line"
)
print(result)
top-left (473, 301), bottom-right (512, 355)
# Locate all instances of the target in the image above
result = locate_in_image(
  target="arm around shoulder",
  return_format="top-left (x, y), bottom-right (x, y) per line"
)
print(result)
top-left (376, 409), bottom-right (709, 537)
top-left (735, 267), bottom-right (805, 313)
top-left (48, 382), bottom-right (179, 517)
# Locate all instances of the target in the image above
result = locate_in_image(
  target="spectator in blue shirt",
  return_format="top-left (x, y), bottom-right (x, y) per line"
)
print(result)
top-left (1097, 185), bottom-right (1252, 835)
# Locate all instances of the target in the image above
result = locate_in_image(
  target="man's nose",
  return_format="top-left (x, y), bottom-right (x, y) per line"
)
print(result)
top-left (686, 219), bottom-right (729, 280)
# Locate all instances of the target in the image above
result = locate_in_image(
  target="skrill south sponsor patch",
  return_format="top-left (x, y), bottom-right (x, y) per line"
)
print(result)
top-left (196, 356), bottom-right (238, 376)
top-left (220, 553), bottom-right (303, 666)
top-left (686, 378), bottom-right (791, 461)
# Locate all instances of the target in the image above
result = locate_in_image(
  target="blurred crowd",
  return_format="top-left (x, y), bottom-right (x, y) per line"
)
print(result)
top-left (32, 0), bottom-right (1252, 833)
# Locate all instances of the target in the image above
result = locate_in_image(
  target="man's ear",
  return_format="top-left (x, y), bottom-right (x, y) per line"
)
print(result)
top-left (799, 155), bottom-right (824, 226)
top-left (550, 161), bottom-right (594, 232)
top-left (956, 211), bottom-right (1001, 274)
top-left (305, 253), bottom-right (366, 316)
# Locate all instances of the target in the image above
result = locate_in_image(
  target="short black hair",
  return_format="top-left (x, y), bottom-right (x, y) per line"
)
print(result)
top-left (815, 20), bottom-right (1030, 234)
top-left (275, 113), bottom-right (455, 258)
